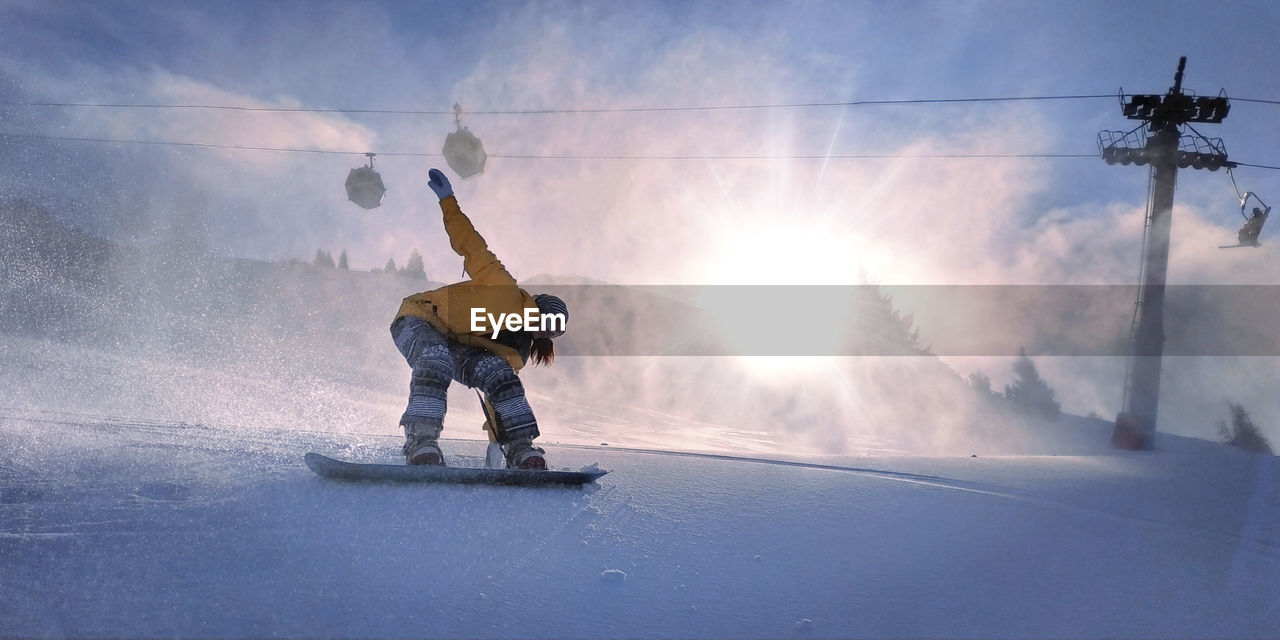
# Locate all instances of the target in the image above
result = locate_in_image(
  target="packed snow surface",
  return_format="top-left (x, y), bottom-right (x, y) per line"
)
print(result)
top-left (2, 412), bottom-right (1277, 639)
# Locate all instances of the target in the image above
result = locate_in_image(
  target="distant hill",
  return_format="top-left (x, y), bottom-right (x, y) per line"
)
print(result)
top-left (523, 273), bottom-right (615, 286)
top-left (1, 199), bottom-right (118, 337)
top-left (0, 199), bottom-right (115, 281)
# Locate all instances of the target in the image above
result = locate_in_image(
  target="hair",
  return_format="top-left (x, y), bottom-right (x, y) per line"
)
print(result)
top-left (531, 337), bottom-right (555, 366)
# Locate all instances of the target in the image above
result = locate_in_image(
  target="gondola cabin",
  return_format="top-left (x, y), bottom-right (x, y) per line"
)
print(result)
top-left (443, 103), bottom-right (486, 179)
top-left (345, 153), bottom-right (386, 210)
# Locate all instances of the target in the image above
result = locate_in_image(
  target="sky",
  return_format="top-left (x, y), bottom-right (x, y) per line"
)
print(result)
top-left (3, 0), bottom-right (1278, 280)
top-left (1, 0), bottom-right (1278, 440)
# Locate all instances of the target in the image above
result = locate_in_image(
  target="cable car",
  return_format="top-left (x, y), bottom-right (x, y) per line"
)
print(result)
top-left (443, 103), bottom-right (486, 179)
top-left (345, 153), bottom-right (386, 210)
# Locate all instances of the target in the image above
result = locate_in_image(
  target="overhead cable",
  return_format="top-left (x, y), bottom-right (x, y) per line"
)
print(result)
top-left (0, 131), bottom-right (1097, 160)
top-left (2, 94), bottom-right (1119, 115)
top-left (3, 131), bottom-right (1277, 169)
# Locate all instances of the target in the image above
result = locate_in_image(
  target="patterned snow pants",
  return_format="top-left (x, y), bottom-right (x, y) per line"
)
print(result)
top-left (390, 315), bottom-right (539, 446)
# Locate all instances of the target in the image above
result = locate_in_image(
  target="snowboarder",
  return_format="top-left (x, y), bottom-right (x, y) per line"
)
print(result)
top-left (389, 169), bottom-right (568, 470)
top-left (1237, 206), bottom-right (1270, 247)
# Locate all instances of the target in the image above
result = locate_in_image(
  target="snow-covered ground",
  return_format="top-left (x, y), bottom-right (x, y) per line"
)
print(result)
top-left (3, 409), bottom-right (1277, 639)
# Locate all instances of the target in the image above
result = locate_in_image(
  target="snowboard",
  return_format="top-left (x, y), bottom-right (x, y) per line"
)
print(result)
top-left (1218, 243), bottom-right (1259, 249)
top-left (304, 452), bottom-right (607, 487)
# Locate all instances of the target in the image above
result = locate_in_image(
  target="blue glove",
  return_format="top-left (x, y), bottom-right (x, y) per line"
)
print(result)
top-left (428, 168), bottom-right (454, 201)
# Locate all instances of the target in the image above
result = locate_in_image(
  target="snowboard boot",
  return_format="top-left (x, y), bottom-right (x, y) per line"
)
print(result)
top-left (404, 435), bottom-right (445, 466)
top-left (503, 438), bottom-right (547, 470)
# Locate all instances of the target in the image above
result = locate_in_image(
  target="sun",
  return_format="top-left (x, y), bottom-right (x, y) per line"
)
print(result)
top-left (701, 221), bottom-right (862, 286)
top-left (694, 221), bottom-right (862, 377)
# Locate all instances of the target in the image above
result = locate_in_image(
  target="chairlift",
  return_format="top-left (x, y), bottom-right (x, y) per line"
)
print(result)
top-left (345, 153), bottom-right (386, 210)
top-left (1220, 166), bottom-right (1270, 248)
top-left (442, 103), bottom-right (487, 179)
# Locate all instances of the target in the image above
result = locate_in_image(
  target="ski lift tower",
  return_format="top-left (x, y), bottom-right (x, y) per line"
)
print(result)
top-left (1098, 57), bottom-right (1233, 450)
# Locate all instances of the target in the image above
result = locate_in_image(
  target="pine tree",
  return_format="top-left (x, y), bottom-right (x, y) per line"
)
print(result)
top-left (314, 249), bottom-right (335, 269)
top-left (1218, 403), bottom-right (1273, 454)
top-left (968, 371), bottom-right (996, 398)
top-left (403, 249), bottom-right (426, 279)
top-left (843, 284), bottom-right (923, 355)
top-left (873, 288), bottom-right (921, 352)
top-left (384, 258), bottom-right (397, 273)
top-left (338, 250), bottom-right (349, 270)
top-left (1004, 347), bottom-right (1060, 420)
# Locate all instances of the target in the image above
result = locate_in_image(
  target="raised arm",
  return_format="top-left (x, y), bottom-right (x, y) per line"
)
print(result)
top-left (428, 169), bottom-right (517, 286)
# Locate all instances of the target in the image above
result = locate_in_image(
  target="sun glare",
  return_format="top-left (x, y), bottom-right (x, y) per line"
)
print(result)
top-left (696, 221), bottom-right (860, 377)
top-left (702, 222), bottom-right (861, 286)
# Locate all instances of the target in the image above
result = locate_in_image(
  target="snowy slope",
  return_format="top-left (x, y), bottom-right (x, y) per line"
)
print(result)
top-left (2, 412), bottom-right (1277, 639)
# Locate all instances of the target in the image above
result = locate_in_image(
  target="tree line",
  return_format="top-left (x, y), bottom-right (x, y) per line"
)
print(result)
top-left (311, 249), bottom-right (427, 279)
top-left (969, 351), bottom-right (1272, 454)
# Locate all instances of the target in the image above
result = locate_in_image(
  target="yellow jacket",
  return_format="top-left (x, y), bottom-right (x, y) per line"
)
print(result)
top-left (395, 196), bottom-right (540, 370)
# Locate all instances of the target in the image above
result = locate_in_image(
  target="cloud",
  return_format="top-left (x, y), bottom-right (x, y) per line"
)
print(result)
top-left (137, 71), bottom-right (378, 169)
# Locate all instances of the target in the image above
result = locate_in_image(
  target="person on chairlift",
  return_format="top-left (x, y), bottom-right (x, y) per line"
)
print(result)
top-left (1238, 206), bottom-right (1270, 247)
